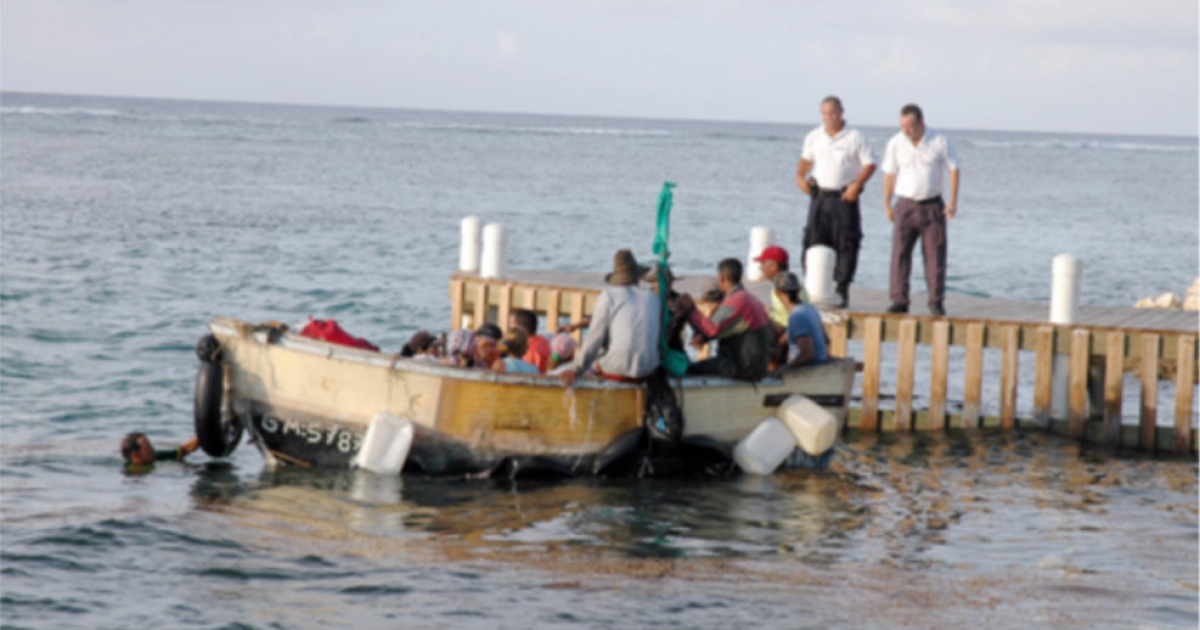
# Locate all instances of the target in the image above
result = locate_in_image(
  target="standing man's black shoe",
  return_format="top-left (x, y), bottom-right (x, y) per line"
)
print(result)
top-left (929, 303), bottom-right (946, 317)
top-left (886, 303), bottom-right (908, 314)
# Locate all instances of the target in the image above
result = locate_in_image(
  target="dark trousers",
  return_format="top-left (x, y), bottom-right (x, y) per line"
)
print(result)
top-left (802, 194), bottom-right (862, 288)
top-left (889, 197), bottom-right (947, 307)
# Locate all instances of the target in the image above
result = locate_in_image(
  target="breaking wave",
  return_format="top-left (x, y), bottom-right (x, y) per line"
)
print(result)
top-left (385, 120), bottom-right (672, 138)
top-left (968, 138), bottom-right (1196, 153)
top-left (1, 106), bottom-right (128, 118)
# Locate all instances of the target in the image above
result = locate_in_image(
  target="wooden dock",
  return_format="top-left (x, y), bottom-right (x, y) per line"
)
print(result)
top-left (449, 270), bottom-right (1198, 453)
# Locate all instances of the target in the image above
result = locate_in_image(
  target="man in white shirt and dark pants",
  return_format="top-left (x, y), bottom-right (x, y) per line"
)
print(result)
top-left (881, 103), bottom-right (960, 316)
top-left (796, 95), bottom-right (876, 308)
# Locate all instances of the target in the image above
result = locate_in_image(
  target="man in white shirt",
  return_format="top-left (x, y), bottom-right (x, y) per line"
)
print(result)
top-left (796, 95), bottom-right (876, 308)
top-left (881, 103), bottom-right (961, 316)
top-left (559, 249), bottom-right (661, 387)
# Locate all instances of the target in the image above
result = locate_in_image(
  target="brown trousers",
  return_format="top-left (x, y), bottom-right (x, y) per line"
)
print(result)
top-left (889, 196), bottom-right (947, 307)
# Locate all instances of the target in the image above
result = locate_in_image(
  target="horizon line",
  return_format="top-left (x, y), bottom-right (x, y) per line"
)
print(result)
top-left (3, 88), bottom-right (1197, 142)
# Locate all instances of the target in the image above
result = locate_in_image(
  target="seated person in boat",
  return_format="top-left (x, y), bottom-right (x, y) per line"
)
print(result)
top-left (401, 330), bottom-right (442, 361)
top-left (493, 328), bottom-right (541, 374)
top-left (509, 308), bottom-right (552, 373)
top-left (676, 258), bottom-right (773, 381)
top-left (772, 271), bottom-right (828, 371)
top-left (643, 262), bottom-right (687, 354)
top-left (470, 323), bottom-right (502, 368)
top-left (547, 332), bottom-right (578, 374)
top-left (559, 249), bottom-right (661, 386)
top-left (121, 432), bottom-right (199, 470)
top-left (754, 245), bottom-right (808, 334)
top-left (442, 329), bottom-right (476, 367)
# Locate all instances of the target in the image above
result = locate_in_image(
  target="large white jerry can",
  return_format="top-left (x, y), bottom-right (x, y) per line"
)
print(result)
top-left (733, 417), bottom-right (796, 475)
top-left (352, 412), bottom-right (414, 475)
top-left (777, 395), bottom-right (838, 456)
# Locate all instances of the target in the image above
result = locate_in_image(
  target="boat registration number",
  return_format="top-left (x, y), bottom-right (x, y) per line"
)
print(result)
top-left (257, 414), bottom-right (362, 453)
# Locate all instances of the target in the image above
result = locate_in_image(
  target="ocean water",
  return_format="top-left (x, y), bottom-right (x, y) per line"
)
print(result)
top-left (1, 92), bottom-right (1197, 629)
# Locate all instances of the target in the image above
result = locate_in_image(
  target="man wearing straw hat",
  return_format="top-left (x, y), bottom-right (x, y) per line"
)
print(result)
top-left (560, 250), bottom-right (661, 387)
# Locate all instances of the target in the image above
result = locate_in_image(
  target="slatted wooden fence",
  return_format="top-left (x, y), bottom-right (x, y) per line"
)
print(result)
top-left (450, 272), bottom-right (1198, 453)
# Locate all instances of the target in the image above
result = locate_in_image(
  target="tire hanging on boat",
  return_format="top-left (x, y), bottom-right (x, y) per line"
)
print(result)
top-left (194, 334), bottom-right (243, 457)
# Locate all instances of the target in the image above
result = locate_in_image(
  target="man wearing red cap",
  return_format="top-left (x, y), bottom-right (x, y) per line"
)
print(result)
top-left (753, 245), bottom-right (808, 333)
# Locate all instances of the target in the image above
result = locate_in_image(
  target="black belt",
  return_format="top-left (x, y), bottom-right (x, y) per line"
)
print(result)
top-left (900, 194), bottom-right (942, 204)
top-left (817, 187), bottom-right (845, 198)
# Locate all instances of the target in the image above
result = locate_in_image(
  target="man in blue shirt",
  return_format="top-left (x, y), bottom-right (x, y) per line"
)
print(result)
top-left (773, 272), bottom-right (828, 371)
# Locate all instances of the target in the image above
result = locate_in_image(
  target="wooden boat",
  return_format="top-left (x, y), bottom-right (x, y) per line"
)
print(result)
top-left (203, 316), bottom-right (856, 476)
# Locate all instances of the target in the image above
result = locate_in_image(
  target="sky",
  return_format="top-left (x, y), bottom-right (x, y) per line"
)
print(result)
top-left (2, 0), bottom-right (1197, 136)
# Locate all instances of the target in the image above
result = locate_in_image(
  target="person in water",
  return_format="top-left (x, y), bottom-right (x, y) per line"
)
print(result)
top-left (120, 432), bottom-right (199, 469)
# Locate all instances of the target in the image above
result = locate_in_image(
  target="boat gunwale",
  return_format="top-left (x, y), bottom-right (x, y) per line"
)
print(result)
top-left (209, 317), bottom-right (809, 391)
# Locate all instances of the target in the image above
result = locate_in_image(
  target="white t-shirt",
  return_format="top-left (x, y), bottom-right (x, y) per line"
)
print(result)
top-left (801, 125), bottom-right (875, 189)
top-left (881, 128), bottom-right (959, 201)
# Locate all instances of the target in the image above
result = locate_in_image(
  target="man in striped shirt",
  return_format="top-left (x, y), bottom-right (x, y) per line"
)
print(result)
top-left (677, 258), bottom-right (773, 381)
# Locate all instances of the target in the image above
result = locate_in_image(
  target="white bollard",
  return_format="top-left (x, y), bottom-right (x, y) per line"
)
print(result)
top-left (1049, 254), bottom-right (1082, 419)
top-left (804, 245), bottom-right (838, 307)
top-left (480, 223), bottom-right (507, 279)
top-left (746, 227), bottom-right (773, 282)
top-left (1049, 254), bottom-right (1081, 324)
top-left (459, 216), bottom-right (481, 273)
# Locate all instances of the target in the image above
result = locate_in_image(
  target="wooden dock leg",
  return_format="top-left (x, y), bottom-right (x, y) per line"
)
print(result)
top-left (1033, 326), bottom-right (1056, 422)
top-left (473, 283), bottom-right (489, 328)
top-left (1000, 325), bottom-right (1019, 430)
top-left (522, 286), bottom-right (537, 311)
top-left (569, 292), bottom-right (587, 344)
top-left (828, 320), bottom-right (849, 358)
top-left (546, 290), bottom-right (562, 339)
top-left (1140, 333), bottom-right (1160, 451)
top-left (1103, 332), bottom-right (1126, 446)
top-left (1174, 335), bottom-right (1196, 453)
top-left (1068, 329), bottom-right (1091, 439)
top-left (497, 284), bottom-right (514, 331)
top-left (895, 319), bottom-right (917, 432)
top-left (860, 317), bottom-right (883, 433)
top-left (450, 279), bottom-right (466, 331)
top-left (963, 323), bottom-right (985, 429)
top-left (929, 320), bottom-right (950, 431)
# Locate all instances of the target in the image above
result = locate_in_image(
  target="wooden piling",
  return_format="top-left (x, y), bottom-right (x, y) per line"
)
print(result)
top-left (1033, 326), bottom-right (1056, 422)
top-left (1068, 330), bottom-right (1091, 439)
top-left (497, 284), bottom-right (514, 331)
top-left (1175, 335), bottom-right (1196, 453)
top-left (929, 320), bottom-right (950, 431)
top-left (450, 279), bottom-right (466, 331)
top-left (895, 319), bottom-right (917, 432)
top-left (473, 283), bottom-right (489, 330)
top-left (860, 317), bottom-right (883, 432)
top-left (963, 323), bottom-right (985, 428)
top-left (1140, 333), bottom-right (1160, 450)
top-left (1103, 331), bottom-right (1126, 446)
top-left (1000, 325), bottom-right (1019, 430)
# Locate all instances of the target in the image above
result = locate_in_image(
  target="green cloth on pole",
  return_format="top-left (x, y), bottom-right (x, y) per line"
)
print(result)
top-left (653, 182), bottom-right (689, 377)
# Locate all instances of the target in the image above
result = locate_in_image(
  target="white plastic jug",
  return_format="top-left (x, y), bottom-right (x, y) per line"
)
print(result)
top-left (352, 412), bottom-right (414, 475)
top-left (733, 417), bottom-right (796, 475)
top-left (777, 395), bottom-right (838, 456)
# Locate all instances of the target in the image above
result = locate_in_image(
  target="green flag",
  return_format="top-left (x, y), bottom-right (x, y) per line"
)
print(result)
top-left (653, 182), bottom-right (689, 377)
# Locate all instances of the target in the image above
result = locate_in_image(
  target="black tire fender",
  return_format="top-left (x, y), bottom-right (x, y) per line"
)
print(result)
top-left (592, 427), bottom-right (647, 476)
top-left (194, 335), bottom-right (242, 457)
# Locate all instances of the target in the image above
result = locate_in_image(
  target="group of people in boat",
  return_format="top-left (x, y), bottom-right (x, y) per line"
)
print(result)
top-left (402, 246), bottom-right (827, 386)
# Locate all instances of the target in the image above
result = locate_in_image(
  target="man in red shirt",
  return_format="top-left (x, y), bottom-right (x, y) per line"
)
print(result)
top-left (676, 258), bottom-right (773, 381)
top-left (509, 308), bottom-right (552, 373)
